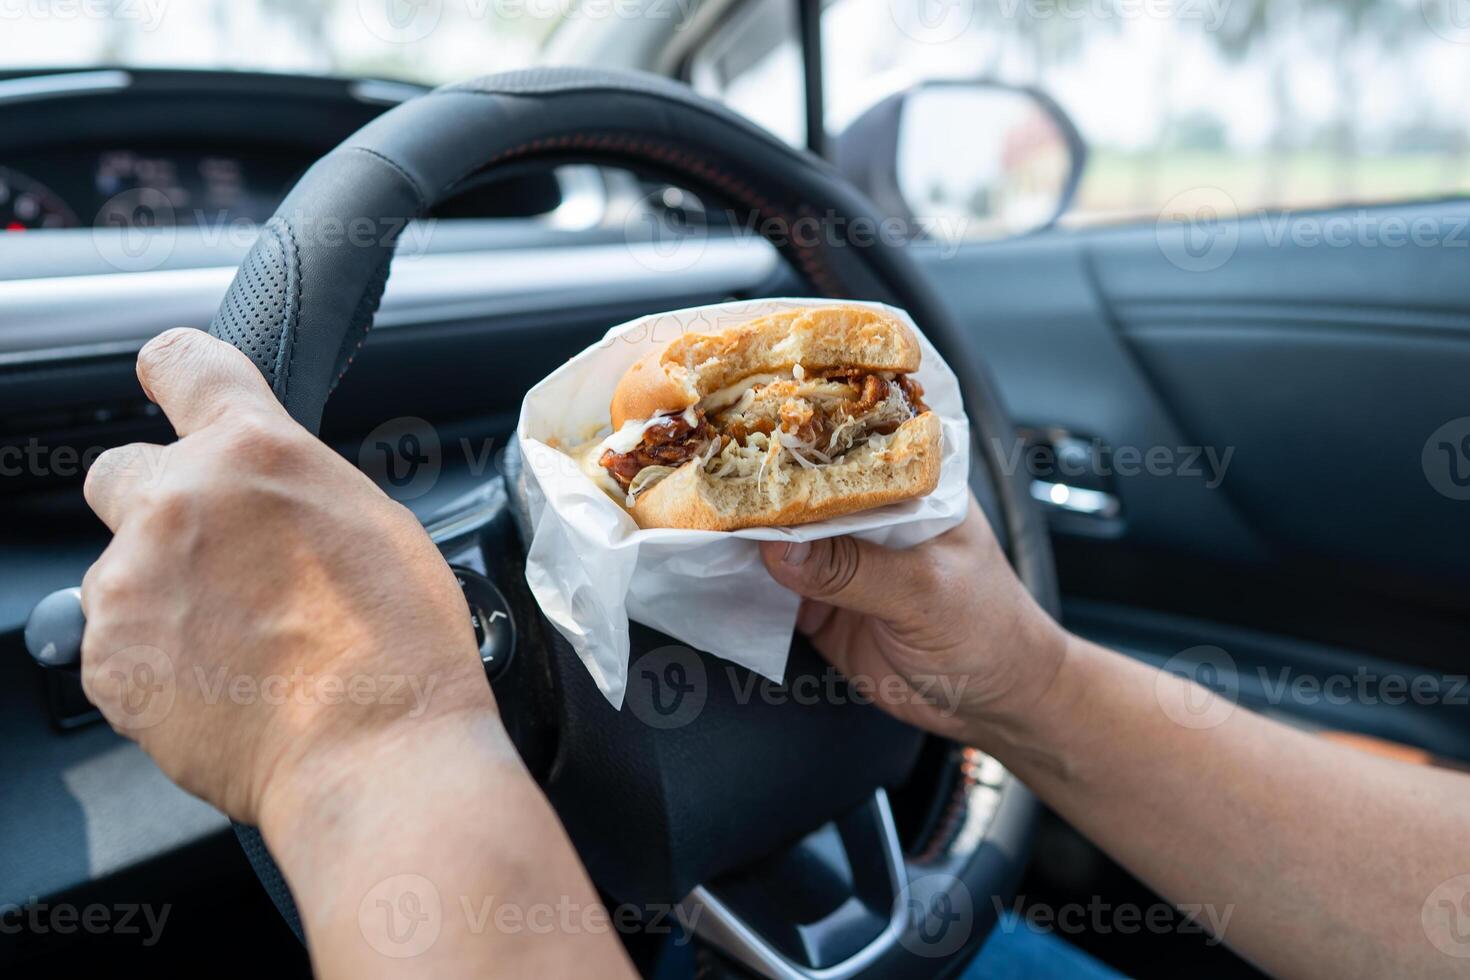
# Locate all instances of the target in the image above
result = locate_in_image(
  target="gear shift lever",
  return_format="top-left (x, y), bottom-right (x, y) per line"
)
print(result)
top-left (24, 587), bottom-right (85, 669)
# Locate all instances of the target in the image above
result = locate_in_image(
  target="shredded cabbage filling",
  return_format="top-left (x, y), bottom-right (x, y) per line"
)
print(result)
top-left (600, 370), bottom-right (928, 500)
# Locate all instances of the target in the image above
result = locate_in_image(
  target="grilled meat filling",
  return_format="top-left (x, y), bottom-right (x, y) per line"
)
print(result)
top-left (599, 372), bottom-right (928, 492)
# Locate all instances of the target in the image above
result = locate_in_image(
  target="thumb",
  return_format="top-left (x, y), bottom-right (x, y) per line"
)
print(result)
top-left (136, 328), bottom-right (287, 438)
top-left (759, 536), bottom-right (918, 620)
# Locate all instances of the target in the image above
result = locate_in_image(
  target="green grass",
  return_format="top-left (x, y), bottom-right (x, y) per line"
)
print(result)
top-left (1073, 148), bottom-right (1470, 222)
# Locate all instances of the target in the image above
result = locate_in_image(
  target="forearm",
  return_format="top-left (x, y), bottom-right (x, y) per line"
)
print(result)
top-left (258, 710), bottom-right (637, 979)
top-left (976, 636), bottom-right (1470, 980)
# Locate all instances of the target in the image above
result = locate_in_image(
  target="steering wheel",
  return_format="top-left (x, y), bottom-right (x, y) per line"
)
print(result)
top-left (207, 67), bottom-right (1057, 978)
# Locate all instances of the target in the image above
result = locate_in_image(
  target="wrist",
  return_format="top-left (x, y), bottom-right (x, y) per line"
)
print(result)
top-left (256, 704), bottom-right (520, 872)
top-left (956, 610), bottom-right (1085, 758)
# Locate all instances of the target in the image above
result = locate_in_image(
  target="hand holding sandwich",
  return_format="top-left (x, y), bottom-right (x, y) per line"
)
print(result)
top-left (759, 495), bottom-right (1068, 741)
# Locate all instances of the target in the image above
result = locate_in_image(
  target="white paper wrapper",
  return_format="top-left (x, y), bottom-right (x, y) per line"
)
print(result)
top-left (517, 298), bottom-right (970, 708)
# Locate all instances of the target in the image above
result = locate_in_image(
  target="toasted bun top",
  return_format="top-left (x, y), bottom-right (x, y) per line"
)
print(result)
top-left (609, 305), bottom-right (922, 429)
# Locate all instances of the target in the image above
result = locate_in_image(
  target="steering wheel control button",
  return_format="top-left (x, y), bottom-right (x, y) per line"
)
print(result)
top-left (25, 587), bottom-right (86, 669)
top-left (452, 568), bottom-right (516, 680)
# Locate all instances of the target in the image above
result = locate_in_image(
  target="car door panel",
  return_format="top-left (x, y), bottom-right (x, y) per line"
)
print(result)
top-left (913, 203), bottom-right (1470, 761)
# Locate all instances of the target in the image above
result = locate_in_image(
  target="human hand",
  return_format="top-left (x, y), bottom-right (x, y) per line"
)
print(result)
top-left (758, 497), bottom-right (1067, 742)
top-left (79, 328), bottom-right (494, 827)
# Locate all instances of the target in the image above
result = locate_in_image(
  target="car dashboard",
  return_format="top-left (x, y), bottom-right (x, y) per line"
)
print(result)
top-left (0, 69), bottom-right (419, 224)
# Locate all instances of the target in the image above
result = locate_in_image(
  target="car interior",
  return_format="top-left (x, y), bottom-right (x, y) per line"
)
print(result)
top-left (3, 1), bottom-right (1469, 978)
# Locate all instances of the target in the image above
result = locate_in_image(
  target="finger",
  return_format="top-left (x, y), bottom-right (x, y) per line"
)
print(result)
top-left (795, 599), bottom-right (834, 636)
top-left (758, 536), bottom-right (926, 620)
top-left (79, 538), bottom-right (132, 620)
top-left (135, 328), bottom-right (285, 437)
top-left (83, 443), bottom-right (167, 533)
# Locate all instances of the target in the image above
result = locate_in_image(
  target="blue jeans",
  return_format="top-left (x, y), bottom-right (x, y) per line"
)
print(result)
top-left (963, 912), bottom-right (1123, 979)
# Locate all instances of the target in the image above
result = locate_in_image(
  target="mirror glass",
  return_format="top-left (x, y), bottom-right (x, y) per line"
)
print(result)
top-left (897, 86), bottom-right (1076, 242)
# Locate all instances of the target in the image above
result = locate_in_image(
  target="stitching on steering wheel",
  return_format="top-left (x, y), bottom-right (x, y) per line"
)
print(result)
top-left (265, 216), bottom-right (301, 401)
top-left (347, 144), bottom-right (430, 213)
top-left (331, 251), bottom-right (395, 389)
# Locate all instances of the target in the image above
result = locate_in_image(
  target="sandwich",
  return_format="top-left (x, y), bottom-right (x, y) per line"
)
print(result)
top-left (573, 304), bottom-right (941, 530)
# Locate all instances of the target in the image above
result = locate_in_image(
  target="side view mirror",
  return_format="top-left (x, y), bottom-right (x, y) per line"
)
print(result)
top-left (834, 79), bottom-right (1087, 243)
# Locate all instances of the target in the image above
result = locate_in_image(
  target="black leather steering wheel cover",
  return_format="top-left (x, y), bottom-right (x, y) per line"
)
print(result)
top-left (210, 66), bottom-right (1057, 966)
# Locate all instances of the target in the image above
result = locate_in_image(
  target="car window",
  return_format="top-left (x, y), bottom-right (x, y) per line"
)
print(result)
top-left (691, 0), bottom-right (1470, 226)
top-left (0, 0), bottom-right (558, 84)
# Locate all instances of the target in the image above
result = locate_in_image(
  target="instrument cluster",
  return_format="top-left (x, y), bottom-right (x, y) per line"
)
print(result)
top-left (1, 147), bottom-right (301, 234)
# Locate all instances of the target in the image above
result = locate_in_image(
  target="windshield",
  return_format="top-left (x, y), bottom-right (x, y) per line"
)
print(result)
top-left (0, 0), bottom-right (564, 85)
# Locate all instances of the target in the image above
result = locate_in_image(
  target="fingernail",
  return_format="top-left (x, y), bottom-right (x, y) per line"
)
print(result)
top-left (782, 541), bottom-right (811, 566)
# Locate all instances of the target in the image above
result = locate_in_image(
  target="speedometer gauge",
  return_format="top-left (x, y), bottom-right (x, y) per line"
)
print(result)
top-left (0, 166), bottom-right (80, 231)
